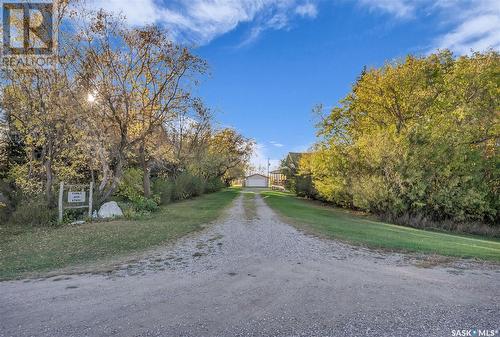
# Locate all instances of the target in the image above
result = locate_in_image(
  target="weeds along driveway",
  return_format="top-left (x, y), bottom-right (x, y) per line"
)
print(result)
top-left (1, 194), bottom-right (499, 337)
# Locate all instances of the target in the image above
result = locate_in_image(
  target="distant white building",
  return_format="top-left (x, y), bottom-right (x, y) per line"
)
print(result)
top-left (244, 174), bottom-right (269, 188)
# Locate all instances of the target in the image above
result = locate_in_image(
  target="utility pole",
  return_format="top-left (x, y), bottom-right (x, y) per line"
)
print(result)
top-left (267, 157), bottom-right (270, 187)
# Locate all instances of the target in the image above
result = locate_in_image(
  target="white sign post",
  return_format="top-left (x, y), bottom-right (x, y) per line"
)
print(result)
top-left (58, 182), bottom-right (94, 223)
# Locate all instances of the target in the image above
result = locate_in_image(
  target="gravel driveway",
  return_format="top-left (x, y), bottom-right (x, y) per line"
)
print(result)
top-left (1, 194), bottom-right (499, 337)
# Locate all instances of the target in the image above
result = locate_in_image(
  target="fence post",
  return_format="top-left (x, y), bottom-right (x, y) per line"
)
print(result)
top-left (88, 181), bottom-right (94, 218)
top-left (58, 182), bottom-right (64, 223)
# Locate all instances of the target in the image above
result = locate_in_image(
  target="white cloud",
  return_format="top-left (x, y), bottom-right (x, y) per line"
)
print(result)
top-left (357, 0), bottom-right (416, 18)
top-left (89, 0), bottom-right (323, 45)
top-left (249, 142), bottom-right (280, 174)
top-left (433, 1), bottom-right (500, 54)
top-left (356, 0), bottom-right (500, 54)
top-left (90, 0), bottom-right (499, 53)
top-left (89, 0), bottom-right (161, 26)
top-left (238, 12), bottom-right (291, 46)
top-left (270, 141), bottom-right (284, 148)
top-left (295, 3), bottom-right (318, 18)
top-left (175, 0), bottom-right (269, 43)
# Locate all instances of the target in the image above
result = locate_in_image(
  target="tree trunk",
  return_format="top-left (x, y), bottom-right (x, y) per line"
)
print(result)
top-left (45, 157), bottom-right (53, 205)
top-left (100, 154), bottom-right (124, 203)
top-left (98, 162), bottom-right (111, 194)
top-left (139, 142), bottom-right (151, 198)
top-left (143, 167), bottom-right (151, 198)
top-left (44, 141), bottom-right (54, 206)
top-left (96, 146), bottom-right (111, 194)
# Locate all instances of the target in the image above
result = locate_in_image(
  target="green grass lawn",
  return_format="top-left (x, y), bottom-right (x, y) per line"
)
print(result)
top-left (262, 191), bottom-right (500, 261)
top-left (0, 188), bottom-right (239, 280)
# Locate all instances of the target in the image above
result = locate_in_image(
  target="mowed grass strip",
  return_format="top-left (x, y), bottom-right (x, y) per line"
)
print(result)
top-left (242, 191), bottom-right (257, 220)
top-left (0, 188), bottom-right (240, 280)
top-left (262, 191), bottom-right (500, 261)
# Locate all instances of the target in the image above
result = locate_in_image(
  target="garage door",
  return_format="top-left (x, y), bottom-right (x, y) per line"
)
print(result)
top-left (246, 176), bottom-right (267, 187)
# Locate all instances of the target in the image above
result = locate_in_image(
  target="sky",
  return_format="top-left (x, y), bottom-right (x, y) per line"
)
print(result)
top-left (93, 0), bottom-right (500, 171)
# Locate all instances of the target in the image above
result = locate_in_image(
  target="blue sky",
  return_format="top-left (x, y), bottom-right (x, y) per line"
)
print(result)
top-left (94, 0), bottom-right (500, 170)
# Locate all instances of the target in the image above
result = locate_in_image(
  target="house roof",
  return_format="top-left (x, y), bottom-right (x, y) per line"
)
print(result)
top-left (284, 152), bottom-right (307, 169)
top-left (245, 173), bottom-right (268, 179)
top-left (287, 152), bottom-right (304, 162)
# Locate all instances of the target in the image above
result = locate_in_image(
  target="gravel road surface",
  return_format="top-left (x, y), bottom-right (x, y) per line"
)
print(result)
top-left (1, 194), bottom-right (499, 337)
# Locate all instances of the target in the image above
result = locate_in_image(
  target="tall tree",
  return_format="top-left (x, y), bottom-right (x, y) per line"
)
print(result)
top-left (69, 11), bottom-right (207, 200)
top-left (2, 69), bottom-right (80, 204)
top-left (195, 128), bottom-right (254, 182)
top-left (307, 50), bottom-right (499, 228)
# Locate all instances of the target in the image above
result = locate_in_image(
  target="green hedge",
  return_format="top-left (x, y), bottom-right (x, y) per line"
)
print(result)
top-left (153, 173), bottom-right (225, 205)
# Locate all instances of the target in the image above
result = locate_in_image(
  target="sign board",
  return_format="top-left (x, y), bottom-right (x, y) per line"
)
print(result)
top-left (68, 191), bottom-right (86, 203)
top-left (58, 182), bottom-right (94, 223)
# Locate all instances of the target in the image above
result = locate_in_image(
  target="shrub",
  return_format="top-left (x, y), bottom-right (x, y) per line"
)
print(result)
top-left (0, 180), bottom-right (13, 223)
top-left (8, 199), bottom-right (58, 227)
top-left (122, 171), bottom-right (223, 215)
top-left (295, 174), bottom-right (316, 199)
top-left (121, 204), bottom-right (141, 220)
top-left (116, 168), bottom-right (143, 201)
top-left (62, 208), bottom-right (88, 223)
top-left (131, 195), bottom-right (160, 213)
top-left (152, 178), bottom-right (174, 205)
top-left (119, 195), bottom-right (160, 219)
top-left (153, 174), bottom-right (222, 204)
top-left (172, 172), bottom-right (205, 200)
top-left (204, 177), bottom-right (225, 193)
top-left (0, 200), bottom-right (8, 224)
top-left (381, 211), bottom-right (500, 238)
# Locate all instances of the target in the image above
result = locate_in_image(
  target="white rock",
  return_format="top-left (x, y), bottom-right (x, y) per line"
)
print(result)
top-left (98, 201), bottom-right (123, 219)
top-left (70, 220), bottom-right (85, 226)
